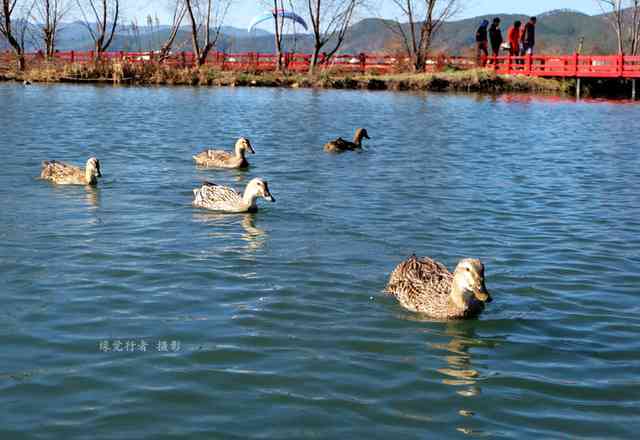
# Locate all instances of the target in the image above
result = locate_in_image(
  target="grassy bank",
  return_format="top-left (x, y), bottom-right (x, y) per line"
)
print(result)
top-left (2, 61), bottom-right (572, 95)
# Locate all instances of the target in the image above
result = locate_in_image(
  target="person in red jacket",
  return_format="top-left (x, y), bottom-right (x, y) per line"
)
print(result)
top-left (507, 21), bottom-right (522, 57)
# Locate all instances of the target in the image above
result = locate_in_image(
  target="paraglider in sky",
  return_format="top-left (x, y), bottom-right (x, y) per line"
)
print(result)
top-left (248, 9), bottom-right (308, 33)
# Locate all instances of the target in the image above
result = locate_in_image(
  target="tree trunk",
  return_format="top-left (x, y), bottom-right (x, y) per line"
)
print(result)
top-left (413, 52), bottom-right (425, 71)
top-left (16, 53), bottom-right (25, 70)
top-left (274, 27), bottom-right (283, 71)
top-left (309, 44), bottom-right (321, 75)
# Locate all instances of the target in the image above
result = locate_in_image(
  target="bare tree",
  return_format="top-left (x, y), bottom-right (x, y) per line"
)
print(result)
top-left (158, 0), bottom-right (186, 62)
top-left (0, 0), bottom-right (31, 70)
top-left (270, 0), bottom-right (286, 71)
top-left (184, 0), bottom-right (229, 67)
top-left (76, 0), bottom-right (119, 57)
top-left (31, 0), bottom-right (72, 59)
top-left (599, 0), bottom-right (640, 55)
top-left (389, 0), bottom-right (459, 71)
top-left (629, 0), bottom-right (640, 55)
top-left (305, 0), bottom-right (360, 74)
top-left (599, 0), bottom-right (626, 54)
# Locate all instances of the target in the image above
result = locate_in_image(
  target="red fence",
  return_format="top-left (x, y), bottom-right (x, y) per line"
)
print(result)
top-left (482, 54), bottom-right (640, 78)
top-left (2, 50), bottom-right (640, 78)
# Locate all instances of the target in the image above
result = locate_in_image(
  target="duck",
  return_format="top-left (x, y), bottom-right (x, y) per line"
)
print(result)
top-left (385, 255), bottom-right (492, 319)
top-left (23, 80), bottom-right (31, 86)
top-left (324, 128), bottom-right (370, 153)
top-left (192, 177), bottom-right (275, 213)
top-left (40, 157), bottom-right (102, 186)
top-left (192, 137), bottom-right (255, 169)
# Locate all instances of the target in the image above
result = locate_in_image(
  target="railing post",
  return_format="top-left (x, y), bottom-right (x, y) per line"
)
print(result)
top-left (507, 55), bottom-right (511, 74)
top-left (70, 50), bottom-right (75, 63)
top-left (360, 52), bottom-right (366, 73)
top-left (527, 54), bottom-right (532, 75)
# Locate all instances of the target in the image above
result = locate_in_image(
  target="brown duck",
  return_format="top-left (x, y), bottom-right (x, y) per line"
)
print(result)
top-left (192, 138), bottom-right (255, 169)
top-left (385, 255), bottom-right (492, 319)
top-left (324, 128), bottom-right (370, 153)
top-left (40, 157), bottom-right (102, 186)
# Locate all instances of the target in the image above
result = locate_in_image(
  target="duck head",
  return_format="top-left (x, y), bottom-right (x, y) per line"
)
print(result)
top-left (85, 157), bottom-right (102, 183)
top-left (245, 178), bottom-right (275, 204)
top-left (354, 128), bottom-right (370, 145)
top-left (451, 258), bottom-right (491, 308)
top-left (236, 137), bottom-right (255, 156)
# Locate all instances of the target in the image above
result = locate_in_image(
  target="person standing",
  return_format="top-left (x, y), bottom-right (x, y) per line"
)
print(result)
top-left (489, 18), bottom-right (503, 58)
top-left (507, 21), bottom-right (522, 57)
top-left (521, 17), bottom-right (537, 55)
top-left (475, 19), bottom-right (489, 66)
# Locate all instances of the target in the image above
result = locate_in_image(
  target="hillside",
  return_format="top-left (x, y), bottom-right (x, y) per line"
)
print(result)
top-left (0, 10), bottom-right (624, 55)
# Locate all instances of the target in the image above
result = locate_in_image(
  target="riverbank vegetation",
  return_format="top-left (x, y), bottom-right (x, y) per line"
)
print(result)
top-left (1, 62), bottom-right (571, 95)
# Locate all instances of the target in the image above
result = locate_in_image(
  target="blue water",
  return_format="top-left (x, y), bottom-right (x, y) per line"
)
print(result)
top-left (1, 83), bottom-right (639, 438)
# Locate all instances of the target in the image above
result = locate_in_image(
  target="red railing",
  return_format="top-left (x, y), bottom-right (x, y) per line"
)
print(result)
top-left (2, 50), bottom-right (640, 78)
top-left (482, 54), bottom-right (640, 78)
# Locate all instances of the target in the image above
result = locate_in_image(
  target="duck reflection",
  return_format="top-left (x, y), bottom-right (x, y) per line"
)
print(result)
top-left (84, 185), bottom-right (100, 208)
top-left (192, 212), bottom-right (267, 253)
top-left (432, 324), bottom-right (481, 390)
top-left (433, 322), bottom-right (500, 435)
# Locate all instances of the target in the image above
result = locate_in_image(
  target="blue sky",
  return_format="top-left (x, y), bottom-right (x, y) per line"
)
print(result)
top-left (124, 1), bottom-right (602, 27)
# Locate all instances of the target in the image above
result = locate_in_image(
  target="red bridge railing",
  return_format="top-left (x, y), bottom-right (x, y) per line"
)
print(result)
top-left (2, 50), bottom-right (640, 78)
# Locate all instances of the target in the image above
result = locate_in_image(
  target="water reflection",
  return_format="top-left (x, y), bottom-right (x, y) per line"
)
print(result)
top-left (84, 186), bottom-right (100, 208)
top-left (431, 323), bottom-right (483, 394)
top-left (431, 323), bottom-right (493, 436)
top-left (194, 167), bottom-right (249, 184)
top-left (192, 212), bottom-right (267, 253)
top-left (47, 183), bottom-right (101, 209)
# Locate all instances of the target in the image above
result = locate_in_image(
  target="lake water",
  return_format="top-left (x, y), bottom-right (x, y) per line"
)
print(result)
top-left (1, 83), bottom-right (639, 438)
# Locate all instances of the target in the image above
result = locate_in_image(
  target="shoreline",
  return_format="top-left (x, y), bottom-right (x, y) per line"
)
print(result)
top-left (10, 63), bottom-right (637, 99)
top-left (0, 63), bottom-right (575, 96)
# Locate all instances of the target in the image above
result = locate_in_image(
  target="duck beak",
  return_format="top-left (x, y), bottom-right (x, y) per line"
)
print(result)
top-left (265, 192), bottom-right (275, 202)
top-left (474, 280), bottom-right (491, 303)
top-left (248, 144), bottom-right (255, 154)
top-left (97, 167), bottom-right (102, 178)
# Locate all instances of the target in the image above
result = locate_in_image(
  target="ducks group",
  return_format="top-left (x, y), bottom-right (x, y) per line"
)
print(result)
top-left (39, 128), bottom-right (493, 320)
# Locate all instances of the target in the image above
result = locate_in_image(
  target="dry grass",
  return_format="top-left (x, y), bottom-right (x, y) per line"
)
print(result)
top-left (3, 61), bottom-right (570, 95)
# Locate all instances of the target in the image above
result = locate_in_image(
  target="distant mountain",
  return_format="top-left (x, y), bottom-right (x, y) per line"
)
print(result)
top-left (0, 11), bottom-right (625, 55)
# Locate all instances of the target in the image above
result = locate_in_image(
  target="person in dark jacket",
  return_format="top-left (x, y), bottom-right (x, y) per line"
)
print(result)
top-left (489, 18), bottom-right (503, 57)
top-left (521, 16), bottom-right (537, 55)
top-left (475, 19), bottom-right (489, 66)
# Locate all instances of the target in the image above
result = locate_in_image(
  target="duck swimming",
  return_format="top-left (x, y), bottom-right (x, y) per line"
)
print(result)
top-left (40, 157), bottom-right (102, 186)
top-left (192, 137), bottom-right (255, 169)
top-left (324, 128), bottom-right (370, 153)
top-left (192, 178), bottom-right (275, 213)
top-left (385, 255), bottom-right (492, 319)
